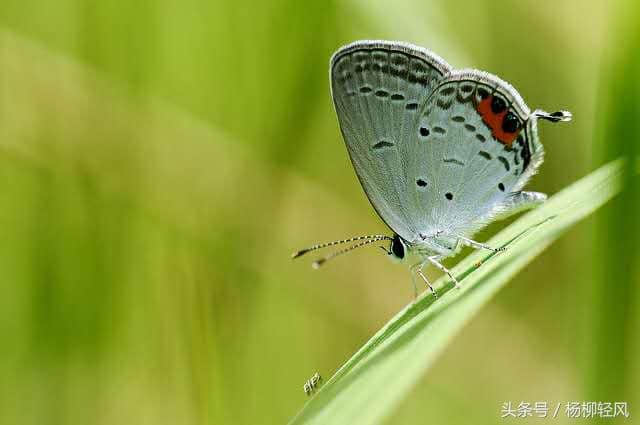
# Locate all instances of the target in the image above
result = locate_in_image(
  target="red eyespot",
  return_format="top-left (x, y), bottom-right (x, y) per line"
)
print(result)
top-left (476, 95), bottom-right (521, 146)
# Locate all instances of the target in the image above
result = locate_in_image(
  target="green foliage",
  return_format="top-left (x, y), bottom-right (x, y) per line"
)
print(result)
top-left (290, 161), bottom-right (622, 425)
top-left (0, 1), bottom-right (638, 424)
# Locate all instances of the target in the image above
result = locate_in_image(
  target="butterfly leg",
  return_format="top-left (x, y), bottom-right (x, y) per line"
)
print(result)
top-left (410, 262), bottom-right (437, 298)
top-left (409, 263), bottom-right (419, 299)
top-left (456, 235), bottom-right (506, 253)
top-left (427, 255), bottom-right (460, 289)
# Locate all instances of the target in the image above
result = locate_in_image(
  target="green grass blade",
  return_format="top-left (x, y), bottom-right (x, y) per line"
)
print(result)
top-left (289, 160), bottom-right (623, 425)
top-left (586, 3), bottom-right (640, 417)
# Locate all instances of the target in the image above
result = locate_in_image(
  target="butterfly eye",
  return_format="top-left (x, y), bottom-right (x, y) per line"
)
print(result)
top-left (391, 235), bottom-right (405, 259)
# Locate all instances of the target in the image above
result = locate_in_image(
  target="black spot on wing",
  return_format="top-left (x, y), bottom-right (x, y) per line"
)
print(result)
top-left (460, 83), bottom-right (474, 93)
top-left (502, 112), bottom-right (520, 133)
top-left (498, 156), bottom-right (510, 171)
top-left (439, 86), bottom-right (455, 96)
top-left (436, 98), bottom-right (452, 109)
top-left (443, 158), bottom-right (464, 166)
top-left (372, 140), bottom-right (394, 150)
top-left (491, 96), bottom-right (506, 113)
top-left (375, 89), bottom-right (389, 98)
top-left (478, 151), bottom-right (492, 160)
top-left (516, 134), bottom-right (531, 170)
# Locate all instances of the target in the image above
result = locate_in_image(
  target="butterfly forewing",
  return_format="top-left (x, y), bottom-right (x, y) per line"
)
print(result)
top-left (331, 41), bottom-right (452, 241)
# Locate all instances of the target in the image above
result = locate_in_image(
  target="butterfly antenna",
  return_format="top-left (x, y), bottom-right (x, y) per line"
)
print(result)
top-left (534, 109), bottom-right (572, 123)
top-left (311, 236), bottom-right (392, 269)
top-left (292, 234), bottom-right (391, 259)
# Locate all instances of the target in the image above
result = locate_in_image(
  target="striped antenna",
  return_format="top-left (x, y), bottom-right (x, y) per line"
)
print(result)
top-left (312, 236), bottom-right (392, 269)
top-left (292, 234), bottom-right (391, 259)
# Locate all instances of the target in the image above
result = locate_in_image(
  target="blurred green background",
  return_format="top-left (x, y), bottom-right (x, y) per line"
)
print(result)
top-left (0, 1), bottom-right (638, 424)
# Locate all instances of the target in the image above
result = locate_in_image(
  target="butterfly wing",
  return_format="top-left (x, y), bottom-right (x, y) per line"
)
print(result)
top-left (330, 40), bottom-right (452, 241)
top-left (409, 70), bottom-right (544, 238)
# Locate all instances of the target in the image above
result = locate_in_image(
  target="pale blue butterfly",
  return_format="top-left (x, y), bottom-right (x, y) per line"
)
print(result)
top-left (293, 40), bottom-right (571, 297)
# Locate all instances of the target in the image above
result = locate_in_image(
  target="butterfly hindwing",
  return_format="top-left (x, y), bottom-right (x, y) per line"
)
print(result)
top-left (409, 70), bottom-right (543, 237)
top-left (331, 41), bottom-right (452, 240)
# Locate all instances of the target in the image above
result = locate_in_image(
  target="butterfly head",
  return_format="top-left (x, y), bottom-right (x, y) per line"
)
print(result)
top-left (388, 234), bottom-right (407, 262)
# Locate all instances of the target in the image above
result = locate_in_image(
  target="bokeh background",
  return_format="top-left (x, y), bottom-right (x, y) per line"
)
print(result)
top-left (1, 1), bottom-right (638, 424)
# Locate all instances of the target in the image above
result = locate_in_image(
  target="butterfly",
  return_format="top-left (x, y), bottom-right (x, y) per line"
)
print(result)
top-left (293, 40), bottom-right (571, 297)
